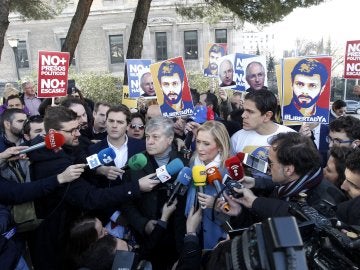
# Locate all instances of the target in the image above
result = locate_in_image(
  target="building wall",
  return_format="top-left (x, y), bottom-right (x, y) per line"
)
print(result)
top-left (1, 0), bottom-right (275, 83)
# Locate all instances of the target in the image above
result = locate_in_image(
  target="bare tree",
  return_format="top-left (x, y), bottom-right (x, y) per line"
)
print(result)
top-left (61, 0), bottom-right (93, 65)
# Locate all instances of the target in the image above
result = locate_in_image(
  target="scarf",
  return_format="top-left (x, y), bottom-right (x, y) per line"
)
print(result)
top-left (194, 153), bottom-right (222, 169)
top-left (275, 168), bottom-right (322, 200)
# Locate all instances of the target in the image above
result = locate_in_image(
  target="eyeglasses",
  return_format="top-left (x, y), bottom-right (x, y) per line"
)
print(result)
top-left (129, 124), bottom-right (145, 130)
top-left (344, 178), bottom-right (360, 190)
top-left (60, 126), bottom-right (81, 136)
top-left (325, 135), bottom-right (353, 145)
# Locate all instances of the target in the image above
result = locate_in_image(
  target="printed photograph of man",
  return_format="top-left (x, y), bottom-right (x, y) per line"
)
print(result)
top-left (204, 43), bottom-right (226, 77)
top-left (283, 58), bottom-right (331, 122)
top-left (219, 59), bottom-right (236, 88)
top-left (140, 72), bottom-right (156, 97)
top-left (155, 59), bottom-right (193, 115)
top-left (245, 61), bottom-right (267, 93)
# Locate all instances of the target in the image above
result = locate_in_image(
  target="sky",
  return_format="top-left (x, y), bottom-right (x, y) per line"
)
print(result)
top-left (261, 0), bottom-right (359, 56)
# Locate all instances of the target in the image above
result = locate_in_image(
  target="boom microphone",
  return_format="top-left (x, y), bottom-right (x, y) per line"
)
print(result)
top-left (225, 156), bottom-right (244, 180)
top-left (192, 165), bottom-right (207, 210)
top-left (120, 153), bottom-right (147, 171)
top-left (86, 147), bottom-right (116, 169)
top-left (167, 167), bottom-right (192, 206)
top-left (151, 158), bottom-right (184, 183)
top-left (206, 167), bottom-right (230, 212)
top-left (19, 131), bottom-right (65, 154)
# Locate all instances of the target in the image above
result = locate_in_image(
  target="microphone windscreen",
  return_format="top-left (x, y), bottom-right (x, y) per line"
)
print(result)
top-left (177, 167), bottom-right (192, 186)
top-left (128, 153), bottom-right (147, 170)
top-left (192, 165), bottom-right (207, 187)
top-left (206, 166), bottom-right (222, 186)
top-left (44, 132), bottom-right (65, 150)
top-left (225, 156), bottom-right (244, 180)
top-left (236, 152), bottom-right (246, 162)
top-left (166, 158), bottom-right (184, 175)
top-left (97, 148), bottom-right (116, 165)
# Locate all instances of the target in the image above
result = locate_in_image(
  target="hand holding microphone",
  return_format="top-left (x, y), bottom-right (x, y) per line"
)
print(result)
top-left (57, 163), bottom-right (86, 184)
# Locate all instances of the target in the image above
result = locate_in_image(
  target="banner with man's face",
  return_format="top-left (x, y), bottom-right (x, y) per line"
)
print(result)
top-left (150, 56), bottom-right (194, 118)
top-left (281, 56), bottom-right (332, 124)
top-left (203, 43), bottom-right (227, 77)
top-left (127, 59), bottom-right (155, 99)
top-left (217, 53), bottom-right (267, 92)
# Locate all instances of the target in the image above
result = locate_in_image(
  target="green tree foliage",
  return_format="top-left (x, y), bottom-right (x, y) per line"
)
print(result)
top-left (176, 0), bottom-right (325, 24)
top-left (10, 0), bottom-right (68, 20)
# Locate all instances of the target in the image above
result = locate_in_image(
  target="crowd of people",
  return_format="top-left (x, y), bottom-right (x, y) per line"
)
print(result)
top-left (0, 78), bottom-right (360, 270)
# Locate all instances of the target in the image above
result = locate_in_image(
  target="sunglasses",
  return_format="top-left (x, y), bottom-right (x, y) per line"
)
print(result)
top-left (129, 124), bottom-right (145, 130)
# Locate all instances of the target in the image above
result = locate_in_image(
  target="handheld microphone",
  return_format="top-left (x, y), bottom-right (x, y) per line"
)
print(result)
top-left (225, 156), bottom-right (244, 180)
top-left (206, 167), bottom-right (230, 212)
top-left (86, 147), bottom-right (116, 169)
top-left (151, 158), bottom-right (184, 183)
top-left (184, 131), bottom-right (193, 149)
top-left (167, 167), bottom-right (192, 206)
top-left (19, 131), bottom-right (65, 154)
top-left (235, 152), bottom-right (246, 163)
top-left (192, 165), bottom-right (207, 210)
top-left (120, 153), bottom-right (147, 171)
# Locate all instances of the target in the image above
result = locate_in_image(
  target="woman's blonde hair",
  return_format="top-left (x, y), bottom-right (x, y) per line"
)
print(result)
top-left (196, 120), bottom-right (230, 166)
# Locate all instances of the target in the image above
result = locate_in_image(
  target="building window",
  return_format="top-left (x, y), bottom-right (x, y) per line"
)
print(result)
top-left (109, 35), bottom-right (124, 64)
top-left (60, 38), bottom-right (76, 66)
top-left (17, 41), bottom-right (29, 68)
top-left (184, 30), bottom-right (198, 60)
top-left (155, 32), bottom-right (167, 61)
top-left (215, 29), bottom-right (227, 43)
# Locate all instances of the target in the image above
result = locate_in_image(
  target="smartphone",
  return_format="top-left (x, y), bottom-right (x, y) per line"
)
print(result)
top-left (243, 153), bottom-right (268, 174)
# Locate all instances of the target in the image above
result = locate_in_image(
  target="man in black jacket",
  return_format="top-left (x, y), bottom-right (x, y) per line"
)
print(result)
top-left (26, 106), bottom-right (159, 270)
top-left (218, 132), bottom-right (345, 228)
top-left (336, 148), bottom-right (360, 226)
top-left (121, 116), bottom-right (189, 270)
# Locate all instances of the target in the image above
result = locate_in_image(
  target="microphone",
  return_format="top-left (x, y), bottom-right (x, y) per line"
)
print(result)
top-left (206, 166), bottom-right (230, 212)
top-left (235, 152), bottom-right (246, 163)
top-left (120, 153), bottom-right (147, 171)
top-left (184, 131), bottom-right (193, 149)
top-left (151, 158), bottom-right (184, 183)
top-left (225, 156), bottom-right (244, 180)
top-left (167, 167), bottom-right (192, 206)
top-left (86, 147), bottom-right (116, 169)
top-left (19, 131), bottom-right (65, 154)
top-left (192, 165), bottom-right (207, 210)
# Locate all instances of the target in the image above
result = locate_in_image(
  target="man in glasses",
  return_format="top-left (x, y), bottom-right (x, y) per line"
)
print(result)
top-left (336, 149), bottom-right (360, 226)
top-left (89, 105), bottom-right (146, 182)
top-left (219, 132), bottom-right (345, 228)
top-left (327, 116), bottom-right (360, 149)
top-left (26, 106), bottom-right (160, 270)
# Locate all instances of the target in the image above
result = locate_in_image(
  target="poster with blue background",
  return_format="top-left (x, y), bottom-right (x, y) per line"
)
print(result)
top-left (127, 59), bottom-right (152, 98)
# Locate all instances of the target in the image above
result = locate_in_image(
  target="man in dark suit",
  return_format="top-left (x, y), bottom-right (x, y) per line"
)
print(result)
top-left (88, 105), bottom-right (146, 183)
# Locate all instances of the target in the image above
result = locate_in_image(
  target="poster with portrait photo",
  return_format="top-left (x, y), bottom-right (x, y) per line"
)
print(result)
top-left (150, 56), bottom-right (194, 118)
top-left (217, 53), bottom-right (267, 91)
top-left (127, 59), bottom-right (155, 99)
top-left (203, 43), bottom-right (227, 77)
top-left (281, 56), bottom-right (331, 124)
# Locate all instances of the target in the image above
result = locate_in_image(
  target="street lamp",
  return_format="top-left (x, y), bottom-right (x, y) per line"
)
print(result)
top-left (8, 38), bottom-right (20, 81)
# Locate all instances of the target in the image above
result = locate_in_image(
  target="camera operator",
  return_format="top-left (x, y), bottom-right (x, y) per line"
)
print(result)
top-left (336, 148), bottom-right (360, 226)
top-left (218, 132), bottom-right (345, 228)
